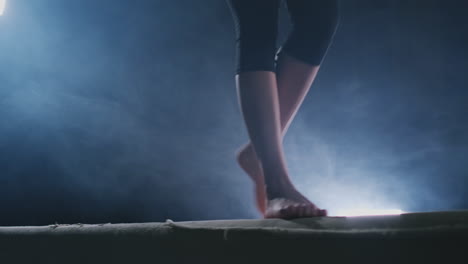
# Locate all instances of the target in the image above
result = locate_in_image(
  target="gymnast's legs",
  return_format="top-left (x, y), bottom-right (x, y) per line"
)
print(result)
top-left (227, 0), bottom-right (339, 219)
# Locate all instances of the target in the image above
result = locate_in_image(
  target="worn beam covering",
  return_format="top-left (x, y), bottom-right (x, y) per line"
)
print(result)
top-left (1, 210), bottom-right (468, 263)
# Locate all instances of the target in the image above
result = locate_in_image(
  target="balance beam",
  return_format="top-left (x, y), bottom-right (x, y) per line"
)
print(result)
top-left (1, 210), bottom-right (467, 263)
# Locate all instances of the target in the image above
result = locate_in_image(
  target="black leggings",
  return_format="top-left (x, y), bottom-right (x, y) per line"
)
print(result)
top-left (226, 0), bottom-right (340, 74)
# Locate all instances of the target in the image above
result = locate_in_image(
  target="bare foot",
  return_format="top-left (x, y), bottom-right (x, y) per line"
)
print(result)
top-left (236, 143), bottom-right (327, 219)
top-left (236, 143), bottom-right (267, 215)
top-left (264, 187), bottom-right (327, 219)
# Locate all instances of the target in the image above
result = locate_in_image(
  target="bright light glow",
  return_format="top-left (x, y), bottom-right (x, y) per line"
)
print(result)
top-left (334, 209), bottom-right (405, 217)
top-left (0, 0), bottom-right (5, 16)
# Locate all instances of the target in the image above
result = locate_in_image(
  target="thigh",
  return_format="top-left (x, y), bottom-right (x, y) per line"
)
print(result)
top-left (279, 0), bottom-right (340, 65)
top-left (285, 0), bottom-right (339, 29)
top-left (226, 0), bottom-right (282, 73)
top-left (226, 0), bottom-right (281, 39)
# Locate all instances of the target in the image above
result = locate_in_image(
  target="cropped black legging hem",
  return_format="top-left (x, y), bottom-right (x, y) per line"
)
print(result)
top-left (227, 0), bottom-right (340, 75)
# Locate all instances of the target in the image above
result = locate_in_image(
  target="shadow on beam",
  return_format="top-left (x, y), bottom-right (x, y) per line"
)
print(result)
top-left (1, 210), bottom-right (467, 263)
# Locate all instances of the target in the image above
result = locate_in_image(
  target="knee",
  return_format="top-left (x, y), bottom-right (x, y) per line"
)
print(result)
top-left (235, 31), bottom-right (278, 74)
top-left (233, 20), bottom-right (279, 74)
top-left (227, 0), bottom-right (280, 74)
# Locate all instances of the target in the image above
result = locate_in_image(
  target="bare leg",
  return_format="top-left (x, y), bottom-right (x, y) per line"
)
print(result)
top-left (236, 52), bottom-right (326, 218)
top-left (236, 70), bottom-right (289, 192)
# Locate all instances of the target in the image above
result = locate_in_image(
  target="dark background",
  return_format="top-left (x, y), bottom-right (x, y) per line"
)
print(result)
top-left (0, 0), bottom-right (467, 226)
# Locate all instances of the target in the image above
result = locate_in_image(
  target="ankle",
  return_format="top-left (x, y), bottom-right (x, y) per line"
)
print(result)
top-left (264, 177), bottom-right (295, 197)
top-left (265, 185), bottom-right (293, 200)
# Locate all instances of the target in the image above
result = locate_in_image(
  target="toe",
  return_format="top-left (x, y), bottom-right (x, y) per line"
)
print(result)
top-left (279, 208), bottom-right (288, 218)
top-left (289, 205), bottom-right (299, 218)
top-left (289, 205), bottom-right (300, 218)
top-left (303, 204), bottom-right (314, 218)
top-left (299, 204), bottom-right (311, 218)
top-left (304, 206), bottom-right (313, 217)
top-left (317, 209), bottom-right (326, 216)
top-left (309, 206), bottom-right (318, 217)
top-left (310, 207), bottom-right (319, 216)
top-left (280, 206), bottom-right (293, 219)
top-left (298, 205), bottom-right (307, 217)
top-left (298, 205), bottom-right (306, 218)
top-left (274, 202), bottom-right (326, 219)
